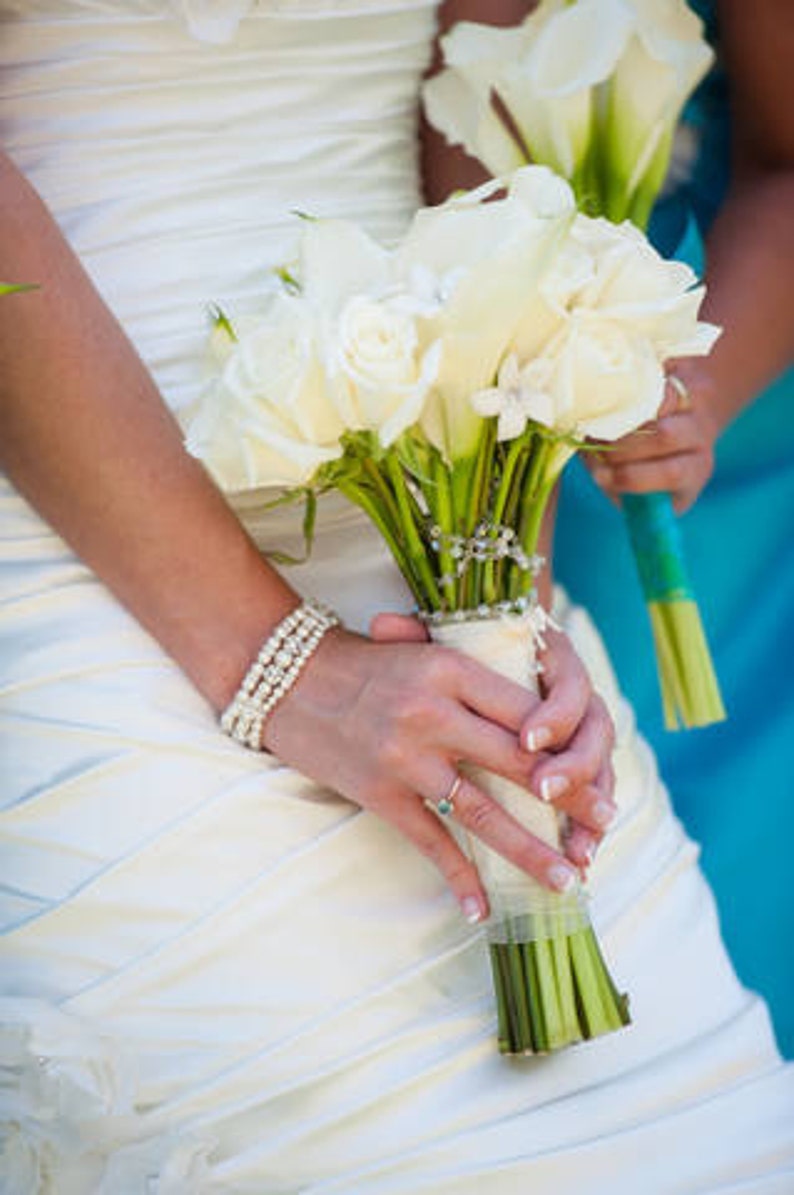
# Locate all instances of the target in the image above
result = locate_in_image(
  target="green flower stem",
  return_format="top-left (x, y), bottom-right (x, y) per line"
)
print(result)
top-left (448, 451), bottom-right (483, 608)
top-left (484, 435), bottom-right (530, 603)
top-left (338, 479), bottom-right (421, 601)
top-left (506, 934), bottom-right (535, 1051)
top-left (362, 456), bottom-right (403, 532)
top-left (469, 421), bottom-right (497, 534)
top-left (550, 929), bottom-right (580, 1044)
top-left (429, 453), bottom-right (459, 609)
top-left (488, 911), bottom-right (630, 1054)
top-left (532, 930), bottom-right (565, 1050)
top-left (385, 454), bottom-right (442, 611)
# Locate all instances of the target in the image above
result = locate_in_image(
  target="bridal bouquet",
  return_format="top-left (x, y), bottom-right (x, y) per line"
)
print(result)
top-left (185, 165), bottom-right (718, 1053)
top-left (424, 0), bottom-right (725, 730)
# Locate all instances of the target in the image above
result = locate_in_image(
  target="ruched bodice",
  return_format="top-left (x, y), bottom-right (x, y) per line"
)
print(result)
top-left (0, 0), bottom-right (436, 413)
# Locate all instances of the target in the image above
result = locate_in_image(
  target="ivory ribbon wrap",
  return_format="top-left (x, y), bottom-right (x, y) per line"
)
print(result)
top-left (430, 614), bottom-right (586, 937)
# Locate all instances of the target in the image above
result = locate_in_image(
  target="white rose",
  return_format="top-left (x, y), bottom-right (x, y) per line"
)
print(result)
top-left (520, 314), bottom-right (666, 440)
top-left (569, 215), bottom-right (721, 358)
top-left (328, 296), bottom-right (441, 447)
top-left (184, 294), bottom-right (344, 490)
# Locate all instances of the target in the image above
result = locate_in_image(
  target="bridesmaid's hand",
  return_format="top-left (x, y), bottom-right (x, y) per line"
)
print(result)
top-left (587, 364), bottom-right (721, 514)
top-left (264, 614), bottom-right (616, 925)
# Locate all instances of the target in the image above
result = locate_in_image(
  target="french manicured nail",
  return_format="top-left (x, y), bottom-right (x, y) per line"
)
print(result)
top-left (461, 896), bottom-right (485, 924)
top-left (548, 864), bottom-right (577, 893)
top-left (525, 726), bottom-right (552, 752)
top-left (540, 774), bottom-right (569, 802)
top-left (592, 800), bottom-right (616, 829)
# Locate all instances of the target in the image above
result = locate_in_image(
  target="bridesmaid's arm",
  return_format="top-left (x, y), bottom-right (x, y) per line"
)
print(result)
top-left (588, 0), bottom-right (794, 511)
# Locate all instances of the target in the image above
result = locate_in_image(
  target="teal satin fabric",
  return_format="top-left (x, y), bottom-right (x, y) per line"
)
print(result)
top-left (555, 1), bottom-right (794, 1056)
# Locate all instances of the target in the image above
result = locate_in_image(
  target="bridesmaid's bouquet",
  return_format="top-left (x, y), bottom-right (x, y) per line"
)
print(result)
top-left (423, 0), bottom-right (725, 730)
top-left (185, 165), bottom-right (718, 1053)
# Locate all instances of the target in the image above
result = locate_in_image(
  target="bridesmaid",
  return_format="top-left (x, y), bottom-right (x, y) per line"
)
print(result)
top-left (554, 0), bottom-right (794, 1055)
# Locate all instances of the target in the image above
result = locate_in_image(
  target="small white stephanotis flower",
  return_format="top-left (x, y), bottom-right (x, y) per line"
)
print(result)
top-left (471, 353), bottom-right (543, 441)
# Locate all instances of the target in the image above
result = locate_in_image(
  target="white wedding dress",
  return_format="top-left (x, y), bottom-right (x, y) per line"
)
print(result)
top-left (1, 3), bottom-right (792, 1192)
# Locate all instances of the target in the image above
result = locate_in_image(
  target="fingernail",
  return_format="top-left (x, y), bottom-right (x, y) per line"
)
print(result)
top-left (461, 896), bottom-right (485, 924)
top-left (548, 864), bottom-right (577, 893)
top-left (540, 775), bottom-right (569, 802)
top-left (592, 800), bottom-right (616, 829)
top-left (525, 726), bottom-right (552, 752)
top-left (592, 466), bottom-right (611, 486)
top-left (583, 840), bottom-right (597, 865)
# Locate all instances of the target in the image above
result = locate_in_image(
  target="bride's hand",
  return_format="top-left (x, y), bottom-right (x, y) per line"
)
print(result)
top-left (263, 616), bottom-right (616, 924)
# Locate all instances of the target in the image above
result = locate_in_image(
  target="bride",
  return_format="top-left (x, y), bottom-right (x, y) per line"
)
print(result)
top-left (1, 1), bottom-right (792, 1190)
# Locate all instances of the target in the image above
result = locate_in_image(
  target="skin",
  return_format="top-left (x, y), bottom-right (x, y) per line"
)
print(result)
top-left (0, 0), bottom-right (616, 927)
top-left (587, 0), bottom-right (794, 512)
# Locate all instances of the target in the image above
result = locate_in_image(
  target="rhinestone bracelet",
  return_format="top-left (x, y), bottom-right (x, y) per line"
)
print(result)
top-left (220, 600), bottom-right (340, 751)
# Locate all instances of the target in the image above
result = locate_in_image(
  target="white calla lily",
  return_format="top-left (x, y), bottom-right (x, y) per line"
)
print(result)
top-left (298, 217), bottom-right (393, 315)
top-left (397, 166), bottom-right (574, 461)
top-left (422, 22), bottom-right (529, 177)
top-left (601, 0), bottom-right (714, 221)
top-left (498, 0), bottom-right (633, 182)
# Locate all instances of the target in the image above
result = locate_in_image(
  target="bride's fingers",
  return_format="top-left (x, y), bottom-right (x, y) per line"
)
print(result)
top-left (382, 790), bottom-right (489, 923)
top-left (561, 758), bottom-right (617, 875)
top-left (530, 692), bottom-right (615, 821)
top-left (412, 764), bottom-right (578, 894)
top-left (372, 613), bottom-right (542, 737)
top-left (563, 820), bottom-right (600, 875)
top-left (369, 611), bottom-right (428, 643)
top-left (414, 698), bottom-right (614, 845)
top-left (521, 628), bottom-right (591, 753)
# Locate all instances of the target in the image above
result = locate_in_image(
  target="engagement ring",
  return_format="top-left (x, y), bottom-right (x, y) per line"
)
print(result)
top-left (434, 773), bottom-right (463, 817)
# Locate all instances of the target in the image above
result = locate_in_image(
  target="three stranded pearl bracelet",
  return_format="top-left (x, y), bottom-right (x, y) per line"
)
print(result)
top-left (220, 600), bottom-right (340, 751)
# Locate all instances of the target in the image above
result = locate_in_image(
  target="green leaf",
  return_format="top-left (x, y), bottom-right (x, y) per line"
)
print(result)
top-left (0, 281), bottom-right (37, 296)
top-left (302, 488), bottom-right (318, 557)
top-left (274, 265), bottom-right (301, 294)
top-left (207, 302), bottom-right (237, 341)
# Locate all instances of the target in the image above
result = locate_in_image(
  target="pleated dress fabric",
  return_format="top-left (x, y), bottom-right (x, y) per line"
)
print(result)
top-left (1, 4), bottom-right (793, 1192)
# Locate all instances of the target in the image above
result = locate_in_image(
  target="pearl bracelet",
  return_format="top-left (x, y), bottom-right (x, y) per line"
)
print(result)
top-left (220, 600), bottom-right (340, 751)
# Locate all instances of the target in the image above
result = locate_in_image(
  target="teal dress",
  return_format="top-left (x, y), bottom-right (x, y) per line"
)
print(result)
top-left (555, 2), bottom-right (794, 1057)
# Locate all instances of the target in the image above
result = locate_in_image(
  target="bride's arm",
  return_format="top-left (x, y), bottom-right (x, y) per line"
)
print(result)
top-left (0, 154), bottom-right (298, 712)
